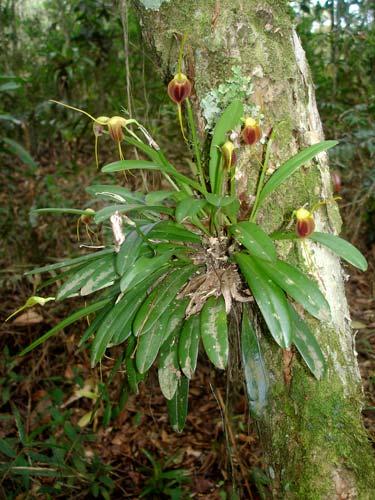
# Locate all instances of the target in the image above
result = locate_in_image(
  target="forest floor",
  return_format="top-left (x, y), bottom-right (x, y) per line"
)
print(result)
top-left (0, 147), bottom-right (374, 499)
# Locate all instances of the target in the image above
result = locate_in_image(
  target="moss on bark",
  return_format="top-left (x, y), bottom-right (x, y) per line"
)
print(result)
top-left (132, 0), bottom-right (375, 497)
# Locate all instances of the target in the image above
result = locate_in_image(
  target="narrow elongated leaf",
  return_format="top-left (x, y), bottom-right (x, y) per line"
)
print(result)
top-left (19, 298), bottom-right (112, 356)
top-left (156, 300), bottom-right (189, 399)
top-left (235, 253), bottom-right (292, 348)
top-left (102, 159), bottom-right (162, 172)
top-left (148, 221), bottom-right (201, 243)
top-left (94, 204), bottom-right (172, 224)
top-left (270, 231), bottom-right (298, 241)
top-left (158, 332), bottom-right (180, 400)
top-left (162, 298), bottom-right (189, 346)
top-left (91, 290), bottom-right (147, 365)
top-left (31, 208), bottom-right (91, 216)
top-left (205, 193), bottom-right (237, 208)
top-left (133, 266), bottom-right (197, 337)
top-left (80, 257), bottom-right (117, 296)
top-left (289, 305), bottom-right (326, 380)
top-left (175, 198), bottom-right (207, 223)
top-left (85, 184), bottom-right (144, 204)
top-left (253, 257), bottom-right (330, 321)
top-left (136, 312), bottom-right (171, 374)
top-left (230, 222), bottom-right (277, 262)
top-left (200, 296), bottom-right (228, 369)
top-left (79, 303), bottom-right (113, 347)
top-left (2, 137), bottom-right (37, 168)
top-left (167, 376), bottom-right (189, 433)
top-left (119, 253), bottom-right (172, 293)
top-left (145, 191), bottom-right (175, 205)
top-left (0, 81), bottom-right (21, 91)
top-left (124, 136), bottom-right (161, 163)
top-left (310, 232), bottom-right (368, 271)
top-left (25, 248), bottom-right (114, 276)
top-left (56, 254), bottom-right (115, 300)
top-left (116, 230), bottom-right (144, 276)
top-left (241, 308), bottom-right (269, 417)
top-left (102, 155), bottom-right (203, 193)
top-left (179, 315), bottom-right (200, 379)
top-left (257, 141), bottom-right (338, 208)
top-left (124, 336), bottom-right (143, 394)
top-left (0, 439), bottom-right (17, 458)
top-left (209, 100), bottom-right (244, 191)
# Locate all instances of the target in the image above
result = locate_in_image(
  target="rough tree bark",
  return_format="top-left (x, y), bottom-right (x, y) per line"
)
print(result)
top-left (132, 1), bottom-right (375, 497)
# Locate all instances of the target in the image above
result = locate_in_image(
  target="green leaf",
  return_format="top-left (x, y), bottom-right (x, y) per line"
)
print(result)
top-left (235, 253), bottom-right (292, 348)
top-left (25, 248), bottom-right (114, 276)
top-left (222, 199), bottom-right (240, 224)
top-left (85, 184), bottom-right (144, 204)
top-left (257, 141), bottom-right (338, 208)
top-left (162, 298), bottom-right (190, 346)
top-left (179, 315), bottom-right (200, 379)
top-left (209, 100), bottom-right (244, 191)
top-left (148, 221), bottom-right (201, 243)
top-left (289, 305), bottom-right (326, 380)
top-left (253, 257), bottom-right (331, 321)
top-left (133, 266), bottom-right (197, 337)
top-left (116, 230), bottom-right (144, 276)
top-left (0, 81), bottom-right (21, 91)
top-left (18, 298), bottom-right (112, 356)
top-left (91, 289), bottom-right (146, 365)
top-left (205, 193), bottom-right (237, 208)
top-left (241, 308), bottom-right (269, 417)
top-left (119, 253), bottom-right (172, 293)
top-left (124, 136), bottom-right (161, 163)
top-left (200, 296), bottom-right (228, 369)
top-left (270, 231), bottom-right (298, 241)
top-left (175, 198), bottom-right (207, 223)
top-left (80, 259), bottom-right (118, 297)
top-left (0, 114), bottom-right (22, 125)
top-left (229, 222), bottom-right (277, 262)
top-left (158, 333), bottom-right (180, 400)
top-left (167, 376), bottom-right (189, 433)
top-left (102, 159), bottom-right (162, 172)
top-left (136, 311), bottom-right (172, 374)
top-left (145, 191), bottom-right (175, 205)
top-left (0, 438), bottom-right (17, 458)
top-left (102, 156), bottom-right (203, 193)
top-left (157, 300), bottom-right (189, 400)
top-left (124, 337), bottom-right (143, 394)
top-left (309, 232), bottom-right (368, 272)
top-left (11, 404), bottom-right (26, 445)
top-left (93, 204), bottom-right (172, 224)
top-left (32, 208), bottom-right (92, 216)
top-left (56, 254), bottom-right (117, 300)
top-left (79, 303), bottom-right (113, 347)
top-left (2, 138), bottom-right (37, 168)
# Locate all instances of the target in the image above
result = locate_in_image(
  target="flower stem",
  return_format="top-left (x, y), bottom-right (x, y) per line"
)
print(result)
top-left (249, 129), bottom-right (275, 221)
top-left (185, 99), bottom-right (206, 192)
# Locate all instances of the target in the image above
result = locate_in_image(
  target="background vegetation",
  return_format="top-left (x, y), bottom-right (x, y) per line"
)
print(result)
top-left (0, 0), bottom-right (373, 497)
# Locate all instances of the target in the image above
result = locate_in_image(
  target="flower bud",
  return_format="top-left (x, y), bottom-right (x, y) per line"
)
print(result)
top-left (221, 140), bottom-right (236, 168)
top-left (167, 73), bottom-right (192, 104)
top-left (295, 208), bottom-right (315, 238)
top-left (80, 209), bottom-right (95, 225)
top-left (242, 117), bottom-right (261, 145)
top-left (331, 171), bottom-right (341, 193)
top-left (107, 116), bottom-right (127, 142)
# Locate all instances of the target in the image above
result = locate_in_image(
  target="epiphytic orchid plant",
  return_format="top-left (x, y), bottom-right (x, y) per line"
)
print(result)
top-left (15, 63), bottom-right (367, 432)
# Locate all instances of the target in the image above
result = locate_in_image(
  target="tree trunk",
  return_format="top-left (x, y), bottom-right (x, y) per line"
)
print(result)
top-left (132, 0), bottom-right (375, 497)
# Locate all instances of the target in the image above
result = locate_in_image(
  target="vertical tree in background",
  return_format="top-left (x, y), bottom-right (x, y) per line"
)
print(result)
top-left (132, 0), bottom-right (375, 497)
